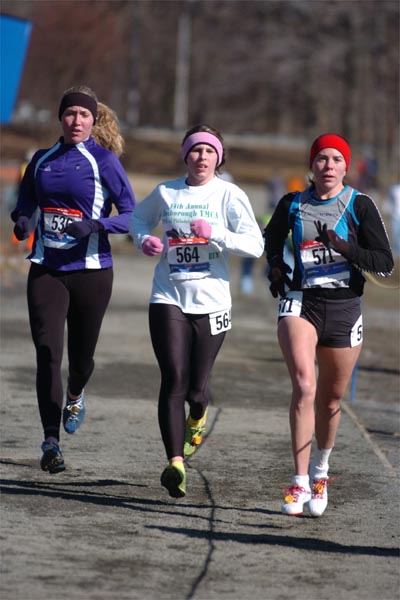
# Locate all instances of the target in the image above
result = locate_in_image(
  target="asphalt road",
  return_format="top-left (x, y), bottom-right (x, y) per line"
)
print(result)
top-left (1, 243), bottom-right (399, 600)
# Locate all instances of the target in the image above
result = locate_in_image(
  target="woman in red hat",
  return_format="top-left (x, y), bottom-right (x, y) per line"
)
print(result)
top-left (264, 134), bottom-right (394, 517)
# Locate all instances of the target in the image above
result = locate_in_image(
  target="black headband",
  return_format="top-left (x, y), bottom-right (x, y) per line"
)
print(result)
top-left (58, 92), bottom-right (97, 124)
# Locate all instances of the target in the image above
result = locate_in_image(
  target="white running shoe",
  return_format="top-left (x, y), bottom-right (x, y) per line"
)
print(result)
top-left (308, 478), bottom-right (329, 517)
top-left (282, 484), bottom-right (311, 516)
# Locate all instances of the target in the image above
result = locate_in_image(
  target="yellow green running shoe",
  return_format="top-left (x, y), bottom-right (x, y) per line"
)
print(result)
top-left (183, 407), bottom-right (208, 457)
top-left (160, 463), bottom-right (186, 498)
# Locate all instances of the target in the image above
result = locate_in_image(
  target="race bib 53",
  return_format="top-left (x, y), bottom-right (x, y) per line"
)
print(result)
top-left (43, 207), bottom-right (83, 249)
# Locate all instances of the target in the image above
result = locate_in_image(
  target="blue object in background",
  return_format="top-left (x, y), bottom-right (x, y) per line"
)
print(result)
top-left (350, 362), bottom-right (358, 404)
top-left (0, 14), bottom-right (32, 124)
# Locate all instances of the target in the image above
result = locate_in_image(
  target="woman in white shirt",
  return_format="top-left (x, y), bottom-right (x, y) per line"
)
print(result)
top-left (130, 124), bottom-right (264, 498)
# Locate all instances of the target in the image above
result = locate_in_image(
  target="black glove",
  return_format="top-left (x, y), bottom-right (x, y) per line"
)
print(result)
top-left (314, 220), bottom-right (331, 249)
top-left (267, 256), bottom-right (292, 298)
top-left (63, 219), bottom-right (103, 239)
top-left (13, 216), bottom-right (30, 241)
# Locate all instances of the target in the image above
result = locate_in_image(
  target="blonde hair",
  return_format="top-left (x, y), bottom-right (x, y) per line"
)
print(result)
top-left (92, 102), bottom-right (125, 157)
top-left (62, 84), bottom-right (97, 100)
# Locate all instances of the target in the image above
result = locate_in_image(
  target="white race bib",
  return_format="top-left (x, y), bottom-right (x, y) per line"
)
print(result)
top-left (43, 207), bottom-right (83, 249)
top-left (168, 237), bottom-right (210, 280)
top-left (209, 309), bottom-right (232, 336)
top-left (278, 291), bottom-right (303, 317)
top-left (300, 240), bottom-right (351, 288)
top-left (350, 314), bottom-right (363, 347)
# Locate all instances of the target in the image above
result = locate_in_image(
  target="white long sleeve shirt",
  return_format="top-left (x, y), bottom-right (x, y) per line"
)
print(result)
top-left (130, 175), bottom-right (264, 313)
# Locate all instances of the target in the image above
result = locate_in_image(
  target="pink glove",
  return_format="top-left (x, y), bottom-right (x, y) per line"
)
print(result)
top-left (142, 236), bottom-right (163, 256)
top-left (190, 219), bottom-right (212, 239)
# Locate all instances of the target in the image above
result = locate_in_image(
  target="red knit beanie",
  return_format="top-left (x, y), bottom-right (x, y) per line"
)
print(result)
top-left (309, 134), bottom-right (351, 170)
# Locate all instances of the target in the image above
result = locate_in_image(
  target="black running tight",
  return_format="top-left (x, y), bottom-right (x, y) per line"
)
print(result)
top-left (27, 263), bottom-right (113, 440)
top-left (149, 303), bottom-right (226, 459)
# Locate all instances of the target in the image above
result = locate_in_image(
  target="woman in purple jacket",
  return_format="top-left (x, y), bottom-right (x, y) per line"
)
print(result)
top-left (11, 85), bottom-right (136, 474)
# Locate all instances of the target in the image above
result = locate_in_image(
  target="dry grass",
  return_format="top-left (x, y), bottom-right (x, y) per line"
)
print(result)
top-left (1, 125), bottom-right (307, 185)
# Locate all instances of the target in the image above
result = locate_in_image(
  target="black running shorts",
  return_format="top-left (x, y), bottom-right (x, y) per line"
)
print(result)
top-left (278, 291), bottom-right (363, 348)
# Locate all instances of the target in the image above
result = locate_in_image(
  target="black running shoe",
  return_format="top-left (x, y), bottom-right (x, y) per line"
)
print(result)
top-left (40, 441), bottom-right (65, 474)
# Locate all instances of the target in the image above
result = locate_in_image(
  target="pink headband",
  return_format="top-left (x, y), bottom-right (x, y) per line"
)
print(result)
top-left (181, 132), bottom-right (224, 167)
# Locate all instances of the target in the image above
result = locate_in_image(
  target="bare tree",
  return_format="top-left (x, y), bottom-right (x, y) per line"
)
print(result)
top-left (2, 0), bottom-right (398, 180)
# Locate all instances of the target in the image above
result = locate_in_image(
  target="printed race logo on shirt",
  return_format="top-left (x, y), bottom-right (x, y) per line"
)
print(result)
top-left (43, 207), bottom-right (83, 249)
top-left (300, 240), bottom-right (351, 288)
top-left (168, 237), bottom-right (210, 280)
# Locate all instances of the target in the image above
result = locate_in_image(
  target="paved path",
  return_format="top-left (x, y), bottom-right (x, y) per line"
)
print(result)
top-left (1, 248), bottom-right (399, 600)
